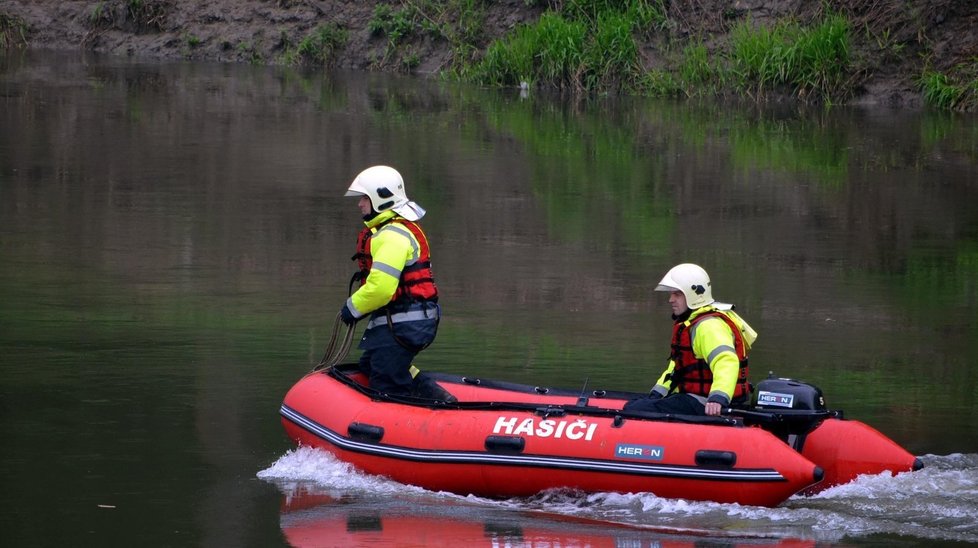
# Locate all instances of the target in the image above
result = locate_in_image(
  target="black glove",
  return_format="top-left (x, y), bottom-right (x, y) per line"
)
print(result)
top-left (339, 304), bottom-right (357, 325)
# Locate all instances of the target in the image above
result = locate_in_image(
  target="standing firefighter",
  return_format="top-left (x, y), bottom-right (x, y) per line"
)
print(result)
top-left (624, 263), bottom-right (756, 416)
top-left (339, 165), bottom-right (454, 402)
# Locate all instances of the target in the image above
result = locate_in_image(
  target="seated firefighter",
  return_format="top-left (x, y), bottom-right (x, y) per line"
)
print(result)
top-left (624, 263), bottom-right (757, 416)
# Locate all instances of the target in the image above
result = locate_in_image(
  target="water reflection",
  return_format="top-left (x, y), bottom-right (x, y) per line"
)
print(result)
top-left (274, 482), bottom-right (819, 548)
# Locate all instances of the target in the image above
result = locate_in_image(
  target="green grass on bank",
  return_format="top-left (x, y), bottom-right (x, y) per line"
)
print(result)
top-left (12, 0), bottom-right (975, 110)
top-left (919, 67), bottom-right (978, 112)
top-left (280, 23), bottom-right (348, 67)
top-left (367, 0), bottom-right (487, 70)
top-left (729, 14), bottom-right (850, 101)
top-left (458, 4), bottom-right (851, 104)
top-left (461, 0), bottom-right (664, 93)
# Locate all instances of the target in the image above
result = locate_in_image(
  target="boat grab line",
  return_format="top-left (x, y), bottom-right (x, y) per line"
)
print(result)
top-left (280, 404), bottom-right (786, 483)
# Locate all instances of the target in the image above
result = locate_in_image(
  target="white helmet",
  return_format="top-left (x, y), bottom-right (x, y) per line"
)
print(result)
top-left (655, 263), bottom-right (714, 309)
top-left (344, 165), bottom-right (425, 221)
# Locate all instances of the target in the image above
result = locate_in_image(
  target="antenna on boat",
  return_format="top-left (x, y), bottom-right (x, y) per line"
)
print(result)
top-left (576, 377), bottom-right (590, 407)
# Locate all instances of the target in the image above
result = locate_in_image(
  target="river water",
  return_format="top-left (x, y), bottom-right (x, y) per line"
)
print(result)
top-left (1, 50), bottom-right (976, 547)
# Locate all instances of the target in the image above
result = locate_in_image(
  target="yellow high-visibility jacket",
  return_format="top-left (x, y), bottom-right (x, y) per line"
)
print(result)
top-left (650, 306), bottom-right (755, 405)
top-left (346, 210), bottom-right (427, 318)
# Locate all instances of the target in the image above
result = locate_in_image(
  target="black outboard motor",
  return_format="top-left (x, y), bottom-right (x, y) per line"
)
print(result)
top-left (751, 375), bottom-right (832, 449)
top-left (754, 376), bottom-right (826, 412)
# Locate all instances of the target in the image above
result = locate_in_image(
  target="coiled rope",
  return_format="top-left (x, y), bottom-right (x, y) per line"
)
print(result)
top-left (313, 312), bottom-right (356, 371)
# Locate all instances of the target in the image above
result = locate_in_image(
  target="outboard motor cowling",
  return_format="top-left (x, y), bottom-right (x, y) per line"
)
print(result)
top-left (754, 377), bottom-right (826, 411)
top-left (751, 376), bottom-right (830, 449)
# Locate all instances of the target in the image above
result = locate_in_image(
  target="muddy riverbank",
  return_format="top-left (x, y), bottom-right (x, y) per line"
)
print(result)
top-left (2, 0), bottom-right (976, 108)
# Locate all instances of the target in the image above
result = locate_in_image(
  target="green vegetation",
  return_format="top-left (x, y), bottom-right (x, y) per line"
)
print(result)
top-left (22, 0), bottom-right (974, 110)
top-left (276, 0), bottom-right (962, 110)
top-left (544, 0), bottom-right (667, 31)
top-left (312, 0), bottom-right (970, 112)
top-left (367, 0), bottom-right (487, 46)
top-left (367, 0), bottom-right (487, 69)
top-left (678, 42), bottom-right (721, 93)
top-left (281, 23), bottom-right (348, 67)
top-left (90, 2), bottom-right (112, 27)
top-left (729, 15), bottom-right (850, 101)
top-left (464, 0), bottom-right (664, 93)
top-left (460, 4), bottom-right (848, 102)
top-left (402, 48), bottom-right (422, 71)
top-left (469, 13), bottom-right (588, 90)
top-left (369, 3), bottom-right (427, 46)
top-left (0, 11), bottom-right (29, 49)
top-left (919, 66), bottom-right (978, 111)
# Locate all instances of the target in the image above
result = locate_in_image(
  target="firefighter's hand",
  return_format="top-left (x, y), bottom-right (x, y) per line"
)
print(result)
top-left (339, 304), bottom-right (357, 325)
top-left (704, 402), bottom-right (722, 416)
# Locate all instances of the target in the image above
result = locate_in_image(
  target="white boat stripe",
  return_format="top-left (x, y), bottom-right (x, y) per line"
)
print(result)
top-left (280, 405), bottom-right (786, 482)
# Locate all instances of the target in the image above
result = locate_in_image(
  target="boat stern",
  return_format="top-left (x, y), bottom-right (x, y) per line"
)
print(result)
top-left (799, 417), bottom-right (920, 494)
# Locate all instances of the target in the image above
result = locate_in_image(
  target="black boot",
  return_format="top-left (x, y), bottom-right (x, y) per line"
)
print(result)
top-left (411, 374), bottom-right (457, 403)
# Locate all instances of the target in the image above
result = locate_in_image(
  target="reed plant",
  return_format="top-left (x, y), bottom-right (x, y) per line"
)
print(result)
top-left (729, 14), bottom-right (850, 101)
top-left (290, 23), bottom-right (348, 66)
top-left (677, 42), bottom-right (723, 95)
top-left (470, 12), bottom-right (586, 88)
top-left (583, 10), bottom-right (637, 90)
top-left (369, 3), bottom-right (422, 47)
top-left (919, 72), bottom-right (964, 110)
top-left (368, 0), bottom-right (489, 70)
top-left (466, 0), bottom-right (661, 93)
top-left (636, 69), bottom-right (681, 96)
top-left (558, 0), bottom-right (667, 30)
top-left (448, 0), bottom-right (487, 60)
top-left (919, 69), bottom-right (977, 111)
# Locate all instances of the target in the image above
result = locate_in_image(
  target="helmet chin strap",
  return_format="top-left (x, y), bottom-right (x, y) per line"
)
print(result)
top-left (362, 210), bottom-right (378, 221)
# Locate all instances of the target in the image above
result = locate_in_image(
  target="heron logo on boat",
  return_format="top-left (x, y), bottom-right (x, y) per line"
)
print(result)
top-left (492, 416), bottom-right (598, 441)
top-left (757, 391), bottom-right (794, 408)
top-left (614, 443), bottom-right (664, 461)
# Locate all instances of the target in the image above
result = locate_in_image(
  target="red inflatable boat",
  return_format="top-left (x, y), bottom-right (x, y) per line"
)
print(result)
top-left (279, 364), bottom-right (921, 507)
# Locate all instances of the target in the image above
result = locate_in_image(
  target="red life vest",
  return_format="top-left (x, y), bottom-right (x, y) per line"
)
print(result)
top-left (667, 310), bottom-right (750, 400)
top-left (351, 218), bottom-right (438, 303)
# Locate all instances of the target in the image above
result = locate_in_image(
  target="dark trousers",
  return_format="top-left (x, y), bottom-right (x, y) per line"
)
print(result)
top-left (358, 343), bottom-right (417, 395)
top-left (622, 393), bottom-right (705, 415)
top-left (357, 304), bottom-right (438, 396)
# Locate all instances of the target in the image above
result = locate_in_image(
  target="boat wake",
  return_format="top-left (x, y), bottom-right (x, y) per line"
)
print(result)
top-left (258, 448), bottom-right (978, 545)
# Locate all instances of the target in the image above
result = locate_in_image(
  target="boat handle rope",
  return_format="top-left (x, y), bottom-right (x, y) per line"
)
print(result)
top-left (313, 312), bottom-right (356, 371)
top-left (314, 273), bottom-right (363, 372)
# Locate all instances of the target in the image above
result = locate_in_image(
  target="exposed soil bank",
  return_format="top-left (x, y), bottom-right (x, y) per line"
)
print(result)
top-left (2, 0), bottom-right (976, 108)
